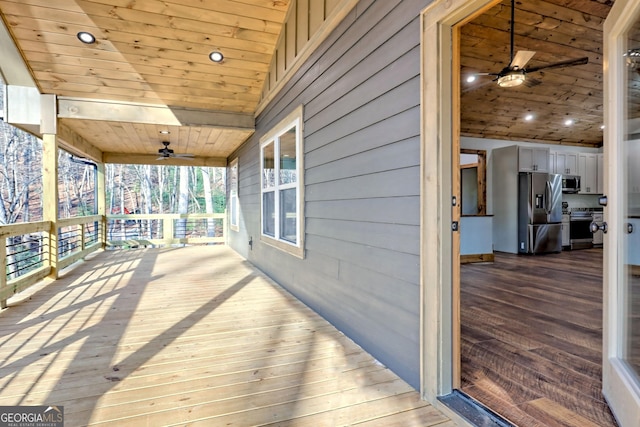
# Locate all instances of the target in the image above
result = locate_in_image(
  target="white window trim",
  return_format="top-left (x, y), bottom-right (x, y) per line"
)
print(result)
top-left (259, 105), bottom-right (305, 258)
top-left (229, 158), bottom-right (239, 232)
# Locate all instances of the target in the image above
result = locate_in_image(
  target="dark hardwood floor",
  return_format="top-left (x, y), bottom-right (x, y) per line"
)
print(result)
top-left (461, 248), bottom-right (619, 427)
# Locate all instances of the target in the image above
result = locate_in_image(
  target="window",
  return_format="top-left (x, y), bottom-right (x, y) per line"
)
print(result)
top-left (260, 105), bottom-right (304, 257)
top-left (229, 158), bottom-right (239, 231)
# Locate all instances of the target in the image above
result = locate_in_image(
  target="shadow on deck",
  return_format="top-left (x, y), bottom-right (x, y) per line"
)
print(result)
top-left (0, 246), bottom-right (455, 426)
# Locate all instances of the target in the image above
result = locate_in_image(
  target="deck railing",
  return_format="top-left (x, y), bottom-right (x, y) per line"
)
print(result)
top-left (1, 212), bottom-right (226, 308)
top-left (1, 220), bottom-right (51, 308)
top-left (58, 215), bottom-right (104, 270)
top-left (106, 213), bottom-right (226, 248)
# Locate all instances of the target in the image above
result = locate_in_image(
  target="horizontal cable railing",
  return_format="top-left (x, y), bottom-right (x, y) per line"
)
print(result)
top-left (1, 221), bottom-right (52, 307)
top-left (1, 213), bottom-right (227, 307)
top-left (57, 215), bottom-right (104, 271)
top-left (1, 216), bottom-right (105, 308)
top-left (106, 213), bottom-right (226, 248)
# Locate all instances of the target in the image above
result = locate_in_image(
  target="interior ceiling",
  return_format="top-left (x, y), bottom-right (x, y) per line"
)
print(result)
top-left (0, 0), bottom-right (290, 163)
top-left (460, 0), bottom-right (614, 148)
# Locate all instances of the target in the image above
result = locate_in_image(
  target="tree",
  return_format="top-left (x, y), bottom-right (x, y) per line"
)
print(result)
top-left (176, 166), bottom-right (189, 238)
top-left (201, 168), bottom-right (216, 237)
top-left (0, 125), bottom-right (42, 225)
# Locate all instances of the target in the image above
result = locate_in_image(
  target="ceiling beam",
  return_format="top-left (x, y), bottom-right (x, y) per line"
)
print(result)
top-left (0, 14), bottom-right (35, 87)
top-left (103, 152), bottom-right (227, 167)
top-left (57, 97), bottom-right (255, 131)
top-left (57, 122), bottom-right (104, 163)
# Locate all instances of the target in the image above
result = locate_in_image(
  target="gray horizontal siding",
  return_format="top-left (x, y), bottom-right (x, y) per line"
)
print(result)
top-left (306, 218), bottom-right (419, 255)
top-left (229, 0), bottom-right (433, 389)
top-left (307, 167), bottom-right (419, 201)
top-left (306, 136), bottom-right (420, 184)
top-left (306, 196), bottom-right (420, 225)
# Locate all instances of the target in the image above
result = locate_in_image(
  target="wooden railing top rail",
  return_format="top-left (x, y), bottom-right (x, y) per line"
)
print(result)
top-left (0, 221), bottom-right (50, 238)
top-left (58, 214), bottom-right (103, 228)
top-left (107, 213), bottom-right (225, 220)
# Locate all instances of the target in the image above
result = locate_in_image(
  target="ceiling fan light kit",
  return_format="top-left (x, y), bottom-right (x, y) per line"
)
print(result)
top-left (497, 71), bottom-right (526, 87)
top-left (469, 0), bottom-right (589, 88)
top-left (157, 141), bottom-right (195, 160)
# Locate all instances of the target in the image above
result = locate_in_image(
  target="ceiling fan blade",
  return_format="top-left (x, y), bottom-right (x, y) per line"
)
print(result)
top-left (526, 56), bottom-right (589, 73)
top-left (510, 50), bottom-right (536, 70)
top-left (156, 156), bottom-right (168, 160)
top-left (174, 153), bottom-right (195, 158)
top-left (523, 76), bottom-right (542, 87)
top-left (462, 77), bottom-right (497, 93)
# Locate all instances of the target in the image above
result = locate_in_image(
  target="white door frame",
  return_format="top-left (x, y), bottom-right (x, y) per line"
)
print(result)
top-left (419, 0), bottom-right (497, 402)
top-left (602, 0), bottom-right (640, 424)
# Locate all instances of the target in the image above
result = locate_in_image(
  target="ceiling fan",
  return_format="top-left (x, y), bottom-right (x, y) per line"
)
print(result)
top-left (471, 0), bottom-right (589, 88)
top-left (157, 141), bottom-right (194, 160)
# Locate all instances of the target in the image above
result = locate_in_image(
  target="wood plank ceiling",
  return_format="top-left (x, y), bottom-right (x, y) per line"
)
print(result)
top-left (0, 0), bottom-right (619, 157)
top-left (0, 0), bottom-right (289, 163)
top-left (460, 0), bottom-right (614, 148)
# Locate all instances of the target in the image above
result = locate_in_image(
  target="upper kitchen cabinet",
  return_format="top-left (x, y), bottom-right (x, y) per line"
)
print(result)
top-left (519, 146), bottom-right (549, 172)
top-left (579, 153), bottom-right (598, 194)
top-left (551, 151), bottom-right (578, 175)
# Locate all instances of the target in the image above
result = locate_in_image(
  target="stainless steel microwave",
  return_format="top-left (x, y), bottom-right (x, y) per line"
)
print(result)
top-left (562, 175), bottom-right (581, 193)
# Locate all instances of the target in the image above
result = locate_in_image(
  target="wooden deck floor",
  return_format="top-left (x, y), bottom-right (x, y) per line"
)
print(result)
top-left (0, 246), bottom-right (455, 427)
top-left (461, 248), bottom-right (618, 427)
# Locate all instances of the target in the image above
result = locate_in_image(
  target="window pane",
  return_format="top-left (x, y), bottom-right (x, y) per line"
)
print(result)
top-left (262, 142), bottom-right (275, 189)
top-left (230, 162), bottom-right (238, 193)
top-left (280, 188), bottom-right (297, 243)
top-left (263, 191), bottom-right (275, 237)
top-left (279, 127), bottom-right (297, 185)
top-left (230, 196), bottom-right (238, 227)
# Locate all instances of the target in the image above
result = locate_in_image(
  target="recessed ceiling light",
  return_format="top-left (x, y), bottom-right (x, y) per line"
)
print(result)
top-left (564, 119), bottom-right (574, 126)
top-left (524, 114), bottom-right (534, 121)
top-left (600, 125), bottom-right (605, 130)
top-left (209, 51), bottom-right (224, 63)
top-left (77, 32), bottom-right (96, 44)
top-left (466, 75), bottom-right (477, 83)
top-left (159, 130), bottom-right (170, 135)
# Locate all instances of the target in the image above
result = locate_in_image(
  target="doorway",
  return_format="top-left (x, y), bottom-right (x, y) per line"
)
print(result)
top-left (456, 1), bottom-right (614, 425)
top-left (420, 0), bottom-right (621, 425)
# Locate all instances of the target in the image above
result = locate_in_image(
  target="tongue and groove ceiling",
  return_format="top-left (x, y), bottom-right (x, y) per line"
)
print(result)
top-left (0, 0), bottom-right (615, 160)
top-left (461, 0), bottom-right (613, 147)
top-left (0, 0), bottom-right (289, 163)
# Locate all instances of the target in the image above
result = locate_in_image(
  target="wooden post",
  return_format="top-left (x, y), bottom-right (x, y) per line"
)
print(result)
top-left (80, 223), bottom-right (86, 251)
top-left (164, 217), bottom-right (174, 245)
top-left (42, 133), bottom-right (59, 279)
top-left (0, 239), bottom-right (7, 309)
top-left (223, 209), bottom-right (228, 244)
top-left (96, 162), bottom-right (106, 248)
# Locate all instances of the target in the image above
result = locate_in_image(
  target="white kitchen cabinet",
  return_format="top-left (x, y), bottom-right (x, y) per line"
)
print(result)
top-left (552, 151), bottom-right (578, 175)
top-left (579, 153), bottom-right (598, 194)
top-left (519, 146), bottom-right (549, 172)
top-left (597, 153), bottom-right (604, 194)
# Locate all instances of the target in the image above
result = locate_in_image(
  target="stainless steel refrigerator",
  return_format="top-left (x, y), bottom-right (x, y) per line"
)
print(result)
top-left (518, 172), bottom-right (563, 254)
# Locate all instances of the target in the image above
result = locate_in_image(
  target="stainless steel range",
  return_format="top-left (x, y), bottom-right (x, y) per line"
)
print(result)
top-left (570, 208), bottom-right (594, 250)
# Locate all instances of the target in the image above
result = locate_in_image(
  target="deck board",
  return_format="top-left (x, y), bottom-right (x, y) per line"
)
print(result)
top-left (0, 246), bottom-right (451, 426)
